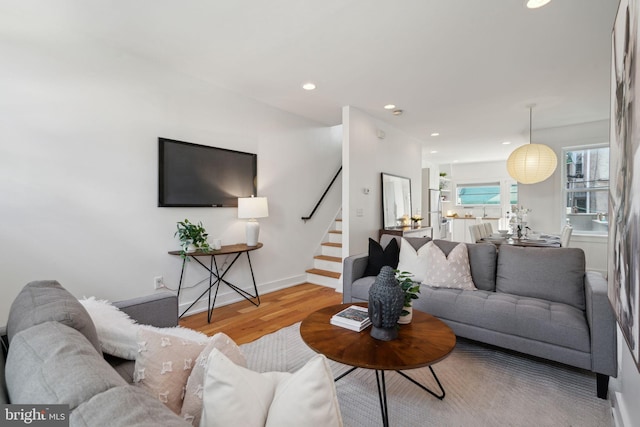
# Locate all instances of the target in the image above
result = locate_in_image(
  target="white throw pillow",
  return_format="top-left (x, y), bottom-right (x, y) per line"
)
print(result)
top-left (79, 297), bottom-right (208, 359)
top-left (396, 237), bottom-right (430, 282)
top-left (78, 297), bottom-right (139, 359)
top-left (181, 333), bottom-right (247, 426)
top-left (422, 241), bottom-right (477, 290)
top-left (200, 349), bottom-right (343, 427)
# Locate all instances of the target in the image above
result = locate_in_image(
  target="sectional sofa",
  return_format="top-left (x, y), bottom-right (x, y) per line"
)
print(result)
top-left (0, 280), bottom-right (190, 426)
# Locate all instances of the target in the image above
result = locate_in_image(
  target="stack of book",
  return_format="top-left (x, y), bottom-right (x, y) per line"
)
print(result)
top-left (330, 305), bottom-right (371, 332)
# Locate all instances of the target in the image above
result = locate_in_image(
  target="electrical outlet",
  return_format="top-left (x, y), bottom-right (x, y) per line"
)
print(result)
top-left (154, 276), bottom-right (164, 290)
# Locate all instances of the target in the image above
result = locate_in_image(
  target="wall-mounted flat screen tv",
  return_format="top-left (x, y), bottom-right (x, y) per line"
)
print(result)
top-left (158, 138), bottom-right (257, 207)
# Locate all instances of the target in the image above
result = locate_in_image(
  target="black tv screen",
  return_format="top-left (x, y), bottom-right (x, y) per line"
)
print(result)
top-left (158, 138), bottom-right (257, 207)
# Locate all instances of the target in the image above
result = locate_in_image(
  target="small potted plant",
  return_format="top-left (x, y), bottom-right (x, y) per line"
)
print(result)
top-left (396, 270), bottom-right (420, 324)
top-left (175, 219), bottom-right (211, 258)
top-left (411, 214), bottom-right (423, 228)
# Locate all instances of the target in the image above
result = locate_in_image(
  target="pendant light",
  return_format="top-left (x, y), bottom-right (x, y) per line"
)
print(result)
top-left (506, 105), bottom-right (557, 184)
top-left (527, 0), bottom-right (551, 9)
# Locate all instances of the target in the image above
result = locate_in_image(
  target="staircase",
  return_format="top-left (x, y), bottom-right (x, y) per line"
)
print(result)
top-left (306, 218), bottom-right (343, 289)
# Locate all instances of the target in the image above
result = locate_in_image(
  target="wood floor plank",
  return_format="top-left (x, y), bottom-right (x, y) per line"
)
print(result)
top-left (179, 283), bottom-right (343, 345)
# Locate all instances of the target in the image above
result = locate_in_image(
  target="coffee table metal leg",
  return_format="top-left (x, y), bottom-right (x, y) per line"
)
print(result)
top-left (334, 366), bottom-right (357, 382)
top-left (375, 370), bottom-right (390, 427)
top-left (333, 366), bottom-right (444, 426)
top-left (396, 366), bottom-right (446, 400)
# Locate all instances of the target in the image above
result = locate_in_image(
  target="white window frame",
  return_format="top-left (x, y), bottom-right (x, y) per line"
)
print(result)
top-left (561, 143), bottom-right (609, 236)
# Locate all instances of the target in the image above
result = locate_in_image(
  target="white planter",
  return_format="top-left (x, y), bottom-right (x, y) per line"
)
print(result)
top-left (398, 306), bottom-right (413, 324)
top-left (185, 243), bottom-right (197, 253)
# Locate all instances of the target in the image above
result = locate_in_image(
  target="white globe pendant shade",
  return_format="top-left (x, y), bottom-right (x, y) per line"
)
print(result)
top-left (506, 143), bottom-right (558, 184)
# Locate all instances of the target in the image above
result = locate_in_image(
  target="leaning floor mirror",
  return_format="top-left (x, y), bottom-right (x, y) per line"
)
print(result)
top-left (381, 172), bottom-right (412, 229)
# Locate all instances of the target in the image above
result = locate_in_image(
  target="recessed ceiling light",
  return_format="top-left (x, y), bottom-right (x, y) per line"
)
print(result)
top-left (431, 132), bottom-right (440, 137)
top-left (502, 141), bottom-right (511, 145)
top-left (430, 150), bottom-right (438, 154)
top-left (302, 83), bottom-right (316, 91)
top-left (384, 104), bottom-right (396, 110)
top-left (453, 160), bottom-right (459, 163)
top-left (526, 0), bottom-right (551, 9)
top-left (392, 109), bottom-right (404, 116)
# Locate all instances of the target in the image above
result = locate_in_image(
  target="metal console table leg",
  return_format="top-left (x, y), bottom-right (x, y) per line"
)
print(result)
top-left (176, 249), bottom-right (261, 321)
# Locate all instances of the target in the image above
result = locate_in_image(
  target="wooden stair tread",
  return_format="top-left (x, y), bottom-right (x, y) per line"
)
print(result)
top-left (321, 242), bottom-right (342, 248)
top-left (306, 268), bottom-right (341, 279)
top-left (314, 255), bottom-right (341, 263)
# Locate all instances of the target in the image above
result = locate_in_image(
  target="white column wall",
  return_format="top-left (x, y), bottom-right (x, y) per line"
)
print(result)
top-left (342, 106), bottom-right (423, 259)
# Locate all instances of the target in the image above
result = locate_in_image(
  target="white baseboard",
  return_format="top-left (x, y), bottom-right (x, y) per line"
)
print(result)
top-left (178, 274), bottom-right (307, 318)
top-left (611, 391), bottom-right (630, 427)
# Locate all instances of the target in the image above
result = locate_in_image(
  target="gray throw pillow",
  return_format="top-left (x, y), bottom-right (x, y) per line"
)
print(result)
top-left (6, 280), bottom-right (102, 354)
top-left (496, 246), bottom-right (586, 310)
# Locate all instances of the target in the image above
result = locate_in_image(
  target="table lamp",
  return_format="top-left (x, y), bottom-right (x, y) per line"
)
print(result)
top-left (238, 196), bottom-right (269, 246)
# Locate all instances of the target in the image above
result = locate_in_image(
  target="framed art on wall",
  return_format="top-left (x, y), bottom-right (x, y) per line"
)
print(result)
top-left (609, 0), bottom-right (640, 371)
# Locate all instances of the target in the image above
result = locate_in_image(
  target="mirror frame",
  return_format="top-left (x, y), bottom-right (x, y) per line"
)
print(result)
top-left (381, 172), bottom-right (412, 229)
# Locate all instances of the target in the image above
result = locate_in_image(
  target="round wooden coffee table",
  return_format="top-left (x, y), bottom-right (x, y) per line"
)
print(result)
top-left (300, 303), bottom-right (456, 427)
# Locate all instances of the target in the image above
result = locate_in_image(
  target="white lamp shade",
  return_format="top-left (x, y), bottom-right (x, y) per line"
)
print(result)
top-left (238, 197), bottom-right (269, 219)
top-left (506, 143), bottom-right (558, 184)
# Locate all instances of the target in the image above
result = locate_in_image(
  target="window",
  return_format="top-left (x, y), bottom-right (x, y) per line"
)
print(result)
top-left (509, 183), bottom-right (518, 205)
top-left (563, 145), bottom-right (609, 234)
top-left (456, 183), bottom-right (501, 205)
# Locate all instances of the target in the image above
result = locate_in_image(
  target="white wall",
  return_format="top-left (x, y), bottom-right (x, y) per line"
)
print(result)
top-left (0, 22), bottom-right (342, 323)
top-left (613, 330), bottom-right (640, 427)
top-left (342, 106), bottom-right (423, 259)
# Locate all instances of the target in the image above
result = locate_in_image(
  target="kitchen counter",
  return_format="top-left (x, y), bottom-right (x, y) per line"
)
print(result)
top-left (447, 217), bottom-right (501, 220)
top-left (448, 217), bottom-right (502, 243)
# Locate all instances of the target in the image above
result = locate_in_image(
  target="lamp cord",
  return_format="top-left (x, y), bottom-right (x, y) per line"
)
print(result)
top-left (527, 103), bottom-right (536, 144)
top-left (529, 106), bottom-right (533, 144)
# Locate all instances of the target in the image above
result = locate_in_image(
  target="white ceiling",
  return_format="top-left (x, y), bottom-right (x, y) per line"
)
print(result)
top-left (1, 0), bottom-right (619, 164)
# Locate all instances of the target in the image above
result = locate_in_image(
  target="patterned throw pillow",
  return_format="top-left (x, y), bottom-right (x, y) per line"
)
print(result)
top-left (134, 328), bottom-right (206, 414)
top-left (181, 333), bottom-right (247, 426)
top-left (422, 241), bottom-right (477, 290)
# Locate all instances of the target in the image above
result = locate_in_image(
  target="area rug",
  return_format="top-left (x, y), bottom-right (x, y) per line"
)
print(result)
top-left (240, 323), bottom-right (613, 427)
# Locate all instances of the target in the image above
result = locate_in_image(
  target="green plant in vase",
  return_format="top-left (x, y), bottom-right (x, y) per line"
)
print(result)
top-left (175, 219), bottom-right (211, 258)
top-left (395, 270), bottom-right (420, 323)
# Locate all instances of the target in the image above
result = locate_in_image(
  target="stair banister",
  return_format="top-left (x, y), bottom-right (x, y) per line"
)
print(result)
top-left (301, 166), bottom-right (342, 222)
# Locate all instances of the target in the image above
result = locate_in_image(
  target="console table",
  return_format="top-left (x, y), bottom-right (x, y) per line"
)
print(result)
top-left (379, 226), bottom-right (433, 239)
top-left (168, 243), bottom-right (263, 322)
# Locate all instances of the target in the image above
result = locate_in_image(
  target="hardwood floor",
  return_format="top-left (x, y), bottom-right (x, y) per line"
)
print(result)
top-left (179, 283), bottom-right (343, 345)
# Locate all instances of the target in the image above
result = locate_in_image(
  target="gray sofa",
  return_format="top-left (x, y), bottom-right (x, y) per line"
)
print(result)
top-left (343, 235), bottom-right (618, 399)
top-left (0, 280), bottom-right (190, 426)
